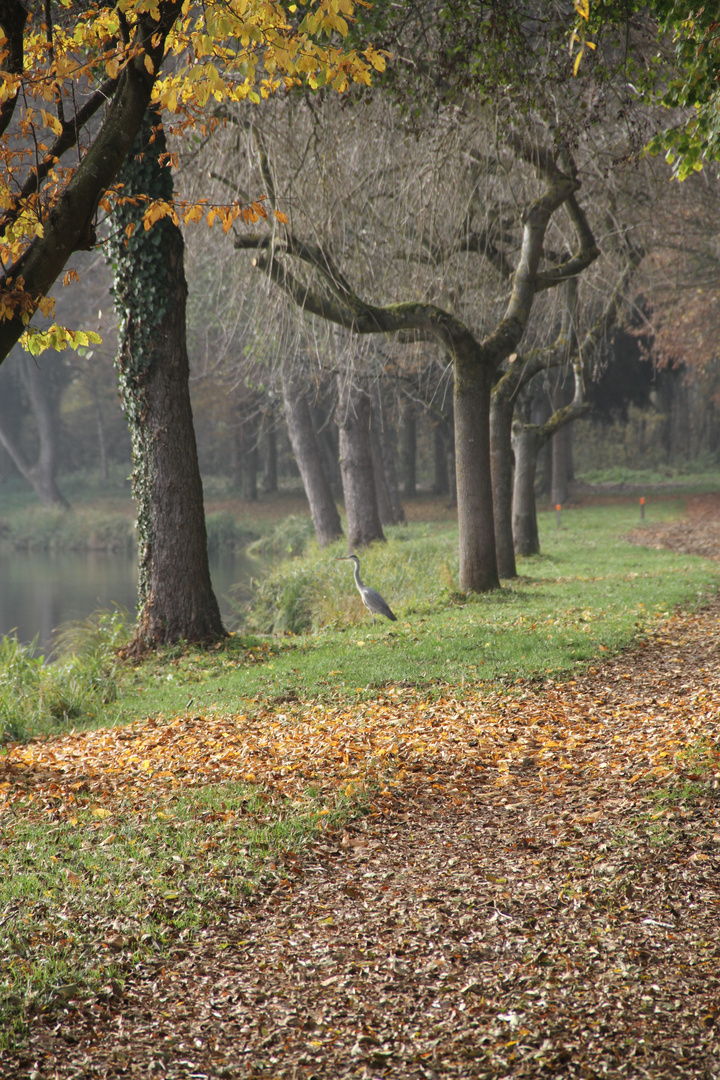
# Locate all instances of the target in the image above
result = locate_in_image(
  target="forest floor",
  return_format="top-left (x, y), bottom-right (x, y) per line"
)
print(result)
top-left (2, 496), bottom-right (720, 1080)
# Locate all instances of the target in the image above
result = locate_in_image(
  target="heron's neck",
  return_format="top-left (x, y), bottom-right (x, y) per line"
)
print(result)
top-left (352, 561), bottom-right (364, 588)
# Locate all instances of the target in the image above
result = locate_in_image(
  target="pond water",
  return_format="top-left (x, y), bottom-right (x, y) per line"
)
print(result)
top-left (0, 548), bottom-right (266, 656)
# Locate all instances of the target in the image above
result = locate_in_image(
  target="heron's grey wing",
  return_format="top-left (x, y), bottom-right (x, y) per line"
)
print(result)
top-left (363, 587), bottom-right (397, 621)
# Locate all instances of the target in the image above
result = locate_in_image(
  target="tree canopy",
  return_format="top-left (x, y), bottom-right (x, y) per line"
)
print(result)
top-left (0, 0), bottom-right (384, 362)
top-left (572, 0), bottom-right (720, 178)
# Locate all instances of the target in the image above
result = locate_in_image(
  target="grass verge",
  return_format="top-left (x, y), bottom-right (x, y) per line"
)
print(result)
top-left (2, 500), bottom-right (718, 742)
top-left (0, 611), bottom-right (129, 743)
top-left (0, 782), bottom-right (359, 1051)
top-left (123, 501), bottom-right (719, 722)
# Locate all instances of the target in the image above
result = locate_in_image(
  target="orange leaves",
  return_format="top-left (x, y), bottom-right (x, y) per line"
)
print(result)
top-left (39, 109), bottom-right (63, 137)
top-left (182, 203), bottom-right (205, 225)
top-left (107, 191), bottom-right (278, 234)
top-left (2, 654), bottom-right (718, 823)
top-left (142, 198), bottom-right (179, 230)
top-left (3, 599), bottom-right (717, 826)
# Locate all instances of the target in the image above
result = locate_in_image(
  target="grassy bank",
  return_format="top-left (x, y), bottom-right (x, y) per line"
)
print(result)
top-left (124, 500), bottom-right (718, 721)
top-left (0, 505), bottom-right (259, 554)
top-left (2, 499), bottom-right (718, 744)
top-left (0, 471), bottom-right (312, 552)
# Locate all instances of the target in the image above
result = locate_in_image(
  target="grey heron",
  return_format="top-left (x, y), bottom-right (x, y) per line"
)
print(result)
top-left (338, 554), bottom-right (397, 623)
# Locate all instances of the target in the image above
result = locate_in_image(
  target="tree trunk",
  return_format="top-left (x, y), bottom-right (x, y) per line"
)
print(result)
top-left (109, 112), bottom-right (224, 647)
top-left (310, 392), bottom-right (343, 498)
top-left (370, 427), bottom-right (395, 526)
top-left (445, 409), bottom-right (457, 507)
top-left (490, 390), bottom-right (517, 578)
top-left (533, 393), bottom-right (552, 496)
top-left (0, 355), bottom-right (69, 507)
top-left (235, 407), bottom-right (258, 501)
top-left (454, 360), bottom-right (499, 593)
top-left (282, 370), bottom-right (343, 547)
top-left (512, 423), bottom-right (542, 557)
top-left (373, 384), bottom-right (405, 524)
top-left (337, 376), bottom-right (384, 550)
top-left (433, 420), bottom-right (450, 496)
top-left (399, 399), bottom-right (417, 497)
top-left (382, 426), bottom-right (406, 523)
top-left (551, 377), bottom-right (573, 506)
top-left (263, 420), bottom-right (278, 493)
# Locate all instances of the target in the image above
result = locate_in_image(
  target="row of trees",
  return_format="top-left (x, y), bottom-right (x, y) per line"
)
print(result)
top-left (1, 1), bottom-right (719, 647)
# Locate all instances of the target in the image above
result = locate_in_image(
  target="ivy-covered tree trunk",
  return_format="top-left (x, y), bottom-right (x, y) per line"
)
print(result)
top-left (108, 112), bottom-right (225, 647)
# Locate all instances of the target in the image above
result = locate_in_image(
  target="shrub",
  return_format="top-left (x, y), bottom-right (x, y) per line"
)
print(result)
top-left (239, 525), bottom-right (459, 635)
top-left (0, 609), bottom-right (131, 744)
top-left (247, 515), bottom-right (316, 560)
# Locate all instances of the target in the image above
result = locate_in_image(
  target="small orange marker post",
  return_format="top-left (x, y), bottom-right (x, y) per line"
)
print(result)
top-left (556, 503), bottom-right (562, 527)
top-left (640, 496), bottom-right (646, 520)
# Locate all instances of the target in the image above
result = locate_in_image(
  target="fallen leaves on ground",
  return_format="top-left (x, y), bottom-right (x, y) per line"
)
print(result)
top-left (1, 498), bottom-right (720, 1079)
top-left (1, 600), bottom-right (718, 820)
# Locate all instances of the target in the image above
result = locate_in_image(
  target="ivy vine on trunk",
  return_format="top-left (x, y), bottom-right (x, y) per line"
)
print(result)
top-left (107, 110), bottom-right (225, 648)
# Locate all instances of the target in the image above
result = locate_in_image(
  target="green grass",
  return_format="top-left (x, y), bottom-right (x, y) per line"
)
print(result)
top-left (0, 782), bottom-right (358, 1050)
top-left (0, 610), bottom-right (129, 743)
top-left (575, 463), bottom-right (720, 491)
top-left (118, 501), bottom-right (719, 722)
top-left (1, 495), bottom-right (719, 1049)
top-left (4, 493), bottom-right (709, 741)
top-left (1, 500), bottom-right (717, 742)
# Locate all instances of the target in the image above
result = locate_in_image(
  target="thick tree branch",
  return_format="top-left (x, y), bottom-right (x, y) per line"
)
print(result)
top-left (237, 131), bottom-right (599, 384)
top-left (0, 0), bottom-right (27, 140)
top-left (0, 74), bottom-right (121, 242)
top-left (535, 193), bottom-right (600, 290)
top-left (479, 163), bottom-right (578, 366)
top-left (496, 229), bottom-right (643, 422)
top-left (0, 1), bottom-right (184, 364)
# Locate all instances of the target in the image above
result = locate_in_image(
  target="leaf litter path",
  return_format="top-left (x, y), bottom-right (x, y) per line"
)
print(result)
top-left (3, 509), bottom-right (720, 1079)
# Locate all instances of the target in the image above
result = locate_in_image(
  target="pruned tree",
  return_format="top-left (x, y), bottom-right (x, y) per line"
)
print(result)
top-left (509, 243), bottom-right (643, 556)
top-left (225, 101), bottom-right (599, 592)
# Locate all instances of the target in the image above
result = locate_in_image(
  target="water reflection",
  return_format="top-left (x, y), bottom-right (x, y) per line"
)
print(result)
top-left (0, 548), bottom-right (265, 656)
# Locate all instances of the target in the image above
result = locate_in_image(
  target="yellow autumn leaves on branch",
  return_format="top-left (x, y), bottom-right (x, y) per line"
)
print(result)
top-left (569, 0), bottom-right (596, 76)
top-left (0, 0), bottom-right (386, 353)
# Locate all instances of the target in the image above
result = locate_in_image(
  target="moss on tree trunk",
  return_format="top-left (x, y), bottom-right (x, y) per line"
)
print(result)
top-left (108, 112), bottom-right (225, 647)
